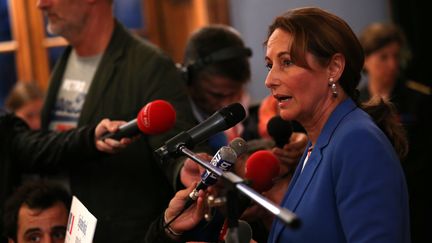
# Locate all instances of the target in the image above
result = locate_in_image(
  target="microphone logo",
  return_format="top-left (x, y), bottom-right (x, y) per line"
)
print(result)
top-left (188, 137), bottom-right (247, 203)
top-left (141, 105), bottom-right (151, 128)
top-left (137, 99), bottom-right (176, 135)
top-left (200, 146), bottom-right (237, 185)
top-left (100, 99), bottom-right (176, 140)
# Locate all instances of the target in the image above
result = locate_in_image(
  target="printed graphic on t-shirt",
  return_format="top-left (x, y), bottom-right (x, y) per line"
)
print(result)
top-left (49, 79), bottom-right (88, 131)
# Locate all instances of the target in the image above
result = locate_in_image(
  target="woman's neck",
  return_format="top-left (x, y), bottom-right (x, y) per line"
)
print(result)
top-left (301, 93), bottom-right (347, 145)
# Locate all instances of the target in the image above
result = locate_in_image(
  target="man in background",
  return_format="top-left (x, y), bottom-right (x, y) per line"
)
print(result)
top-left (37, 0), bottom-right (197, 241)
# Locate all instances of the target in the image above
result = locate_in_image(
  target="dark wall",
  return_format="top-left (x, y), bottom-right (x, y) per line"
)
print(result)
top-left (0, 0), bottom-right (16, 108)
top-left (391, 0), bottom-right (431, 85)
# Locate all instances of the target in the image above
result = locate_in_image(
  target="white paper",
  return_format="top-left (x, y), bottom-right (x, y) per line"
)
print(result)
top-left (65, 196), bottom-right (97, 243)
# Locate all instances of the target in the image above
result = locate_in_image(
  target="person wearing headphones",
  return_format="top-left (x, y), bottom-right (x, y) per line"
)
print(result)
top-left (179, 25), bottom-right (254, 151)
top-left (178, 25), bottom-right (307, 243)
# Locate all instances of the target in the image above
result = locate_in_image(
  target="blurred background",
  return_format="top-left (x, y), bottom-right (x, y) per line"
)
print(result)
top-left (0, 0), bottom-right (428, 107)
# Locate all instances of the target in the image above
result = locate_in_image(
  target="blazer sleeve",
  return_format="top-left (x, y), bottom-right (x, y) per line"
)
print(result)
top-left (333, 127), bottom-right (410, 243)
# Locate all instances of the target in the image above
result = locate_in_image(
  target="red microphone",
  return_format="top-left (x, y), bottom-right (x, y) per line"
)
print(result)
top-left (100, 100), bottom-right (176, 140)
top-left (244, 150), bottom-right (280, 193)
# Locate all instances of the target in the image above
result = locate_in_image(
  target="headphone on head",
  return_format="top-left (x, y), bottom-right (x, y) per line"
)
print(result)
top-left (179, 46), bottom-right (252, 84)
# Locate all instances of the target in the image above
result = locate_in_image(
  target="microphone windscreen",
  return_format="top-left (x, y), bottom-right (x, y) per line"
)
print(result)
top-left (244, 150), bottom-right (280, 193)
top-left (267, 115), bottom-right (293, 148)
top-left (219, 103), bottom-right (246, 128)
top-left (225, 220), bottom-right (253, 243)
top-left (229, 137), bottom-right (248, 157)
top-left (137, 100), bottom-right (176, 135)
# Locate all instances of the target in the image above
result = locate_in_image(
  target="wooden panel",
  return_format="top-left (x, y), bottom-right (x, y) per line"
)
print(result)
top-left (161, 0), bottom-right (208, 62)
top-left (6, 0), bottom-right (68, 91)
top-left (143, 0), bottom-right (162, 47)
top-left (143, 0), bottom-right (210, 63)
top-left (8, 0), bottom-right (34, 82)
top-left (43, 36), bottom-right (68, 48)
top-left (27, 0), bottom-right (51, 90)
top-left (206, 0), bottom-right (230, 24)
top-left (0, 41), bottom-right (18, 52)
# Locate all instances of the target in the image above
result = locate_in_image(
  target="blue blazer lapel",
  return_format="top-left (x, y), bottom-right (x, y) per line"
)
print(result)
top-left (271, 99), bottom-right (358, 242)
top-left (284, 148), bottom-right (323, 211)
top-left (271, 147), bottom-right (323, 241)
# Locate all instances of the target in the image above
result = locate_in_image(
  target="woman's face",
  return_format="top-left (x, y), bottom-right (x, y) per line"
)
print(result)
top-left (364, 42), bottom-right (401, 87)
top-left (264, 28), bottom-right (330, 124)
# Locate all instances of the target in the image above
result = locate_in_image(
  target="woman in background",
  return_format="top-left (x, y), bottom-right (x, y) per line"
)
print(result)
top-left (5, 82), bottom-right (44, 130)
top-left (359, 22), bottom-right (432, 243)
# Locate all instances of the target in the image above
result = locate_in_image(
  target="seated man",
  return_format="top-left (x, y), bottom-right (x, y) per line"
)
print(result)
top-left (2, 180), bottom-right (71, 243)
top-left (0, 110), bottom-right (130, 242)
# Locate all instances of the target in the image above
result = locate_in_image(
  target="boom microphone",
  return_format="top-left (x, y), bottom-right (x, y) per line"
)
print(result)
top-left (267, 115), bottom-right (293, 148)
top-left (155, 103), bottom-right (246, 159)
top-left (100, 100), bottom-right (176, 140)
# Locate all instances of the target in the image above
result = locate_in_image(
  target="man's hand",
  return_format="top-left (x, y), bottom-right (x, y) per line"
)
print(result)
top-left (165, 183), bottom-right (207, 236)
top-left (180, 153), bottom-right (212, 188)
top-left (94, 119), bottom-right (133, 153)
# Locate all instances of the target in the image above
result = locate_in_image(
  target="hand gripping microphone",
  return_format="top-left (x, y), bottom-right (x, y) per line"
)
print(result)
top-left (185, 137), bottom-right (248, 210)
top-left (100, 100), bottom-right (176, 140)
top-left (267, 115), bottom-right (293, 148)
top-left (155, 103), bottom-right (246, 159)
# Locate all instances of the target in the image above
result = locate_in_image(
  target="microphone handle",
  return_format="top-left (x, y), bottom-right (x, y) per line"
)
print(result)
top-left (195, 180), bottom-right (209, 192)
top-left (184, 181), bottom-right (208, 210)
top-left (100, 119), bottom-right (138, 140)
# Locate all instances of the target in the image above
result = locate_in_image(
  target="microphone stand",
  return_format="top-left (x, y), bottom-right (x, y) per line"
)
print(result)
top-left (220, 177), bottom-right (241, 243)
top-left (180, 146), bottom-right (301, 229)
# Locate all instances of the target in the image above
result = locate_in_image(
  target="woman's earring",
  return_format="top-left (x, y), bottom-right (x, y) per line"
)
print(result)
top-left (328, 78), bottom-right (338, 98)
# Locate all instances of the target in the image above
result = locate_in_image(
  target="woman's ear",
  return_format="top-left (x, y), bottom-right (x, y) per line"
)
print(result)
top-left (328, 53), bottom-right (345, 81)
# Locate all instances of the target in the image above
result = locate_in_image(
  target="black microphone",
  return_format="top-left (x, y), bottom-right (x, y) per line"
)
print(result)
top-left (266, 115), bottom-right (293, 148)
top-left (155, 103), bottom-right (246, 159)
top-left (100, 100), bottom-right (176, 140)
top-left (184, 137), bottom-right (247, 210)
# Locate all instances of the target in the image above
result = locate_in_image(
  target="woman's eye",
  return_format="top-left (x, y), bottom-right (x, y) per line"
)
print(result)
top-left (266, 63), bottom-right (273, 71)
top-left (282, 59), bottom-right (292, 66)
